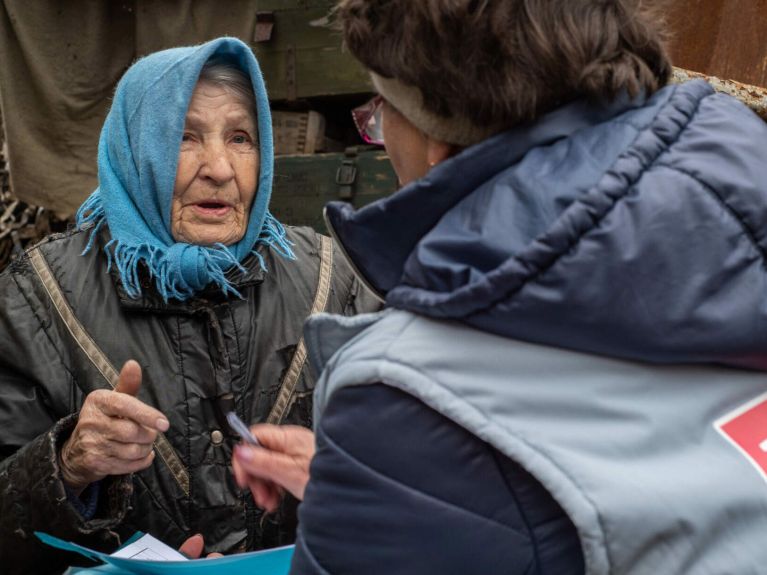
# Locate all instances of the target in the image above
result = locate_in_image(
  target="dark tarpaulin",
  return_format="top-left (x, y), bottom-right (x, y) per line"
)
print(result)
top-left (0, 0), bottom-right (258, 216)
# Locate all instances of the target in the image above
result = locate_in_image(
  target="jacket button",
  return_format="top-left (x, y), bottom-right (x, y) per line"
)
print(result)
top-left (211, 429), bottom-right (224, 445)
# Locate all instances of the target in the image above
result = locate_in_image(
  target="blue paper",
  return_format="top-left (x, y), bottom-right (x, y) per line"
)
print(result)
top-left (36, 532), bottom-right (294, 575)
top-left (65, 566), bottom-right (127, 574)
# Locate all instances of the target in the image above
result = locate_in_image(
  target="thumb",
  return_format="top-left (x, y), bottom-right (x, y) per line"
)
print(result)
top-left (178, 534), bottom-right (205, 559)
top-left (250, 424), bottom-right (315, 455)
top-left (115, 360), bottom-right (142, 397)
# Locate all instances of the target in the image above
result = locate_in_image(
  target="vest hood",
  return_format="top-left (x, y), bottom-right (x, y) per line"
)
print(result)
top-left (326, 80), bottom-right (767, 369)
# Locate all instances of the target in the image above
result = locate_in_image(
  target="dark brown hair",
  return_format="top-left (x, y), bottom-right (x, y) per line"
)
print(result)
top-left (337, 0), bottom-right (672, 127)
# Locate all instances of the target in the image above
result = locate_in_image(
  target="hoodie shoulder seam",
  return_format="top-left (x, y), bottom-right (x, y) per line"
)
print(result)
top-left (655, 163), bottom-right (767, 271)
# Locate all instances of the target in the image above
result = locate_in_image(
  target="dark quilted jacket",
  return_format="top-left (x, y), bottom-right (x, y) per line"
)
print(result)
top-left (0, 225), bottom-right (378, 574)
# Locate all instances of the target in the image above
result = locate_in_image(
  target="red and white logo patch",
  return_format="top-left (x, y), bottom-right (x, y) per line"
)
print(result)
top-left (715, 392), bottom-right (767, 483)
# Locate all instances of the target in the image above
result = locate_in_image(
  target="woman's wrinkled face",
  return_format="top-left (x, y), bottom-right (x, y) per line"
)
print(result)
top-left (171, 80), bottom-right (259, 246)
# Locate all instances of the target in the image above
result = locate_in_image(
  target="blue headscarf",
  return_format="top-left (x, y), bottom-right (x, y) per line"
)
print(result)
top-left (77, 37), bottom-right (294, 301)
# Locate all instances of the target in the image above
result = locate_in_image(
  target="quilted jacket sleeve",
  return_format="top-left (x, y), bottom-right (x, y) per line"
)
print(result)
top-left (290, 384), bottom-right (584, 575)
top-left (0, 261), bottom-right (130, 575)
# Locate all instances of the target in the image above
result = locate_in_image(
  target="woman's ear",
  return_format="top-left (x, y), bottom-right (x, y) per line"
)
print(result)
top-left (426, 138), bottom-right (460, 168)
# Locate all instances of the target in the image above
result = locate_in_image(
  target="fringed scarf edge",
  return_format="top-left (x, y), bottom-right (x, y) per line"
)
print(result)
top-left (76, 193), bottom-right (296, 302)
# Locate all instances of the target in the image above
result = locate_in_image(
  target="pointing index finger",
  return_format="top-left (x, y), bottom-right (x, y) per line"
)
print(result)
top-left (100, 392), bottom-right (169, 432)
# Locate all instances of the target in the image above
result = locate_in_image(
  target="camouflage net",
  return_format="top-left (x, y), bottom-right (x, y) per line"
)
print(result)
top-left (0, 112), bottom-right (69, 272)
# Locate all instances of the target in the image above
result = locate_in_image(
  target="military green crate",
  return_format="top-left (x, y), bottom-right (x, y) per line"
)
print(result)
top-left (251, 0), bottom-right (372, 100)
top-left (271, 148), bottom-right (397, 233)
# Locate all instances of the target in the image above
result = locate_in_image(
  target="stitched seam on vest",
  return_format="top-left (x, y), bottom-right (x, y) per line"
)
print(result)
top-left (377, 359), bottom-right (608, 569)
top-left (317, 424), bottom-right (534, 539)
top-left (267, 234), bottom-right (334, 425)
top-left (655, 164), bottom-right (767, 270)
top-left (371, 353), bottom-right (609, 533)
top-left (361, 312), bottom-right (610, 570)
top-left (489, 448), bottom-right (545, 575)
top-left (28, 248), bottom-right (191, 497)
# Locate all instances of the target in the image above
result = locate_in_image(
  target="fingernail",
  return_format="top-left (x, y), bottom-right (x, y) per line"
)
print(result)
top-left (156, 418), bottom-right (170, 432)
top-left (235, 445), bottom-right (253, 461)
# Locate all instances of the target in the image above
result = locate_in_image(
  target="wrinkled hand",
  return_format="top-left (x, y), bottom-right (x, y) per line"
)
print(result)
top-left (232, 425), bottom-right (315, 512)
top-left (59, 360), bottom-right (169, 495)
top-left (178, 534), bottom-right (223, 559)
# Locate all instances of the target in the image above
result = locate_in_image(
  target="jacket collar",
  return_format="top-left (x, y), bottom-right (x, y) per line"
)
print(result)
top-left (112, 249), bottom-right (266, 312)
top-left (324, 94), bottom-right (646, 298)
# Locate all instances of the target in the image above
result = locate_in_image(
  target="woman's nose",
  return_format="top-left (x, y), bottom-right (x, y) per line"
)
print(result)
top-left (199, 142), bottom-right (235, 183)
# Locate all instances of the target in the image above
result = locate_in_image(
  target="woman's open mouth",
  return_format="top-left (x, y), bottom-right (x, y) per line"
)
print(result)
top-left (191, 201), bottom-right (233, 218)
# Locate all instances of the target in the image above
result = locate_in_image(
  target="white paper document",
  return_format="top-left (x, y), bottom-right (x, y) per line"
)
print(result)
top-left (109, 534), bottom-right (188, 562)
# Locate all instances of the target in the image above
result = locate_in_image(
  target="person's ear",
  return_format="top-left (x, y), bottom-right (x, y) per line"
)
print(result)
top-left (426, 138), bottom-right (459, 168)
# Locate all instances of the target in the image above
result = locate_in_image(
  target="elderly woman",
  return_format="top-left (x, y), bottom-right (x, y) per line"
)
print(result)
top-left (0, 37), bottom-right (376, 573)
top-left (229, 1), bottom-right (767, 574)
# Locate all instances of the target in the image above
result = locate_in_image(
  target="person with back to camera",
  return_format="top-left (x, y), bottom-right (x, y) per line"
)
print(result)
top-left (0, 37), bottom-right (378, 574)
top-left (213, 1), bottom-right (767, 574)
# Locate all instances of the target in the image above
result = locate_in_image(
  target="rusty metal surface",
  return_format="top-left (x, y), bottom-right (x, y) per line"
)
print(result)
top-left (673, 67), bottom-right (767, 122)
top-left (666, 0), bottom-right (767, 88)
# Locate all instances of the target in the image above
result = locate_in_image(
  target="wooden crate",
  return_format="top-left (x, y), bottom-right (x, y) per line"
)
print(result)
top-left (251, 0), bottom-right (372, 101)
top-left (272, 110), bottom-right (326, 155)
top-left (271, 147), bottom-right (397, 233)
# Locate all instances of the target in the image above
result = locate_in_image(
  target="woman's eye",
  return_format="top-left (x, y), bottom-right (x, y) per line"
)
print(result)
top-left (231, 133), bottom-right (252, 145)
top-left (181, 132), bottom-right (194, 142)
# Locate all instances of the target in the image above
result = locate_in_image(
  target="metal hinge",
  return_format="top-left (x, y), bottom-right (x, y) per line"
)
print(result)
top-left (335, 147), bottom-right (359, 201)
top-left (286, 45), bottom-right (297, 101)
top-left (253, 12), bottom-right (275, 43)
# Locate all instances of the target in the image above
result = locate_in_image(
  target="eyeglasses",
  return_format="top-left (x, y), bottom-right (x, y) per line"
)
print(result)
top-left (351, 95), bottom-right (384, 146)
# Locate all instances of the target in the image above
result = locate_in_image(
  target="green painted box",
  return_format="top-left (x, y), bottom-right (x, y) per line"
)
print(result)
top-left (271, 148), bottom-right (397, 233)
top-left (251, 0), bottom-right (371, 101)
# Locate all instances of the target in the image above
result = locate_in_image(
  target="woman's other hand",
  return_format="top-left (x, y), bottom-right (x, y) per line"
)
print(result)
top-left (178, 534), bottom-right (223, 559)
top-left (58, 360), bottom-right (170, 495)
top-left (232, 425), bottom-right (315, 512)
